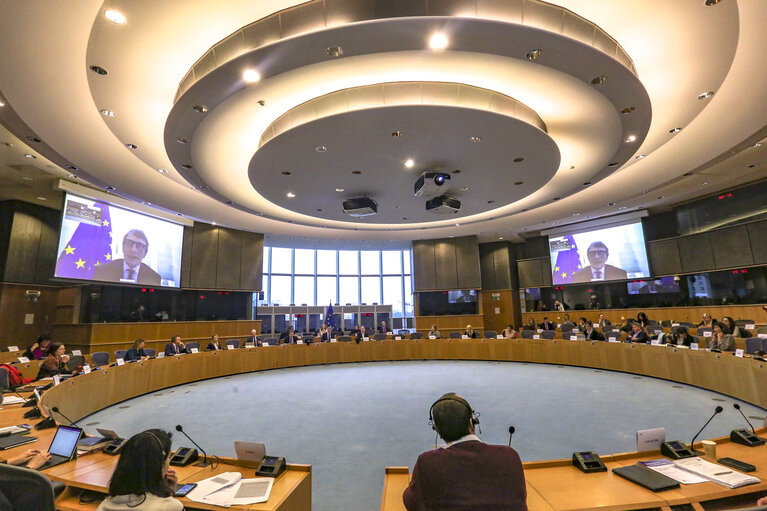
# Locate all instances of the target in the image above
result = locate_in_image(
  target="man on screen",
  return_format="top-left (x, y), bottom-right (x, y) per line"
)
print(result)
top-left (93, 229), bottom-right (161, 285)
top-left (572, 241), bottom-right (627, 283)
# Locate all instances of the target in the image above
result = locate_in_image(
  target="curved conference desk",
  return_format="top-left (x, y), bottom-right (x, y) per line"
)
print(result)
top-left (22, 339), bottom-right (767, 510)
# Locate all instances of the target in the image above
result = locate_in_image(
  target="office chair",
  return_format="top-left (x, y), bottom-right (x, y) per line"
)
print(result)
top-left (448, 332), bottom-right (462, 339)
top-left (541, 330), bottom-right (556, 339)
top-left (185, 342), bottom-right (200, 352)
top-left (0, 463), bottom-right (57, 511)
top-left (0, 367), bottom-right (8, 392)
top-left (409, 332), bottom-right (423, 339)
top-left (114, 350), bottom-right (128, 361)
top-left (66, 355), bottom-right (85, 372)
top-left (90, 351), bottom-right (109, 366)
top-left (226, 339), bottom-right (240, 349)
top-left (373, 333), bottom-right (387, 341)
top-left (521, 330), bottom-right (535, 339)
top-left (483, 331), bottom-right (497, 339)
top-left (144, 348), bottom-right (156, 357)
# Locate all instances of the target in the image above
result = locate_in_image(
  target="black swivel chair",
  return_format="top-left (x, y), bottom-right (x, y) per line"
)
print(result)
top-left (0, 463), bottom-right (58, 511)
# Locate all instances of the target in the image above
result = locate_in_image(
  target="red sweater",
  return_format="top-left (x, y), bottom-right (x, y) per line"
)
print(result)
top-left (403, 440), bottom-right (527, 511)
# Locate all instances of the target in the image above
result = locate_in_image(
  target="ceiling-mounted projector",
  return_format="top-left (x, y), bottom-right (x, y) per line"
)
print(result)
top-left (425, 195), bottom-right (461, 214)
top-left (342, 197), bottom-right (378, 217)
top-left (414, 172), bottom-right (451, 197)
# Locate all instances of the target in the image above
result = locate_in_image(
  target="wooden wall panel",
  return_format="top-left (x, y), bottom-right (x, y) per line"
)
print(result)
top-left (189, 223), bottom-right (219, 289)
top-left (240, 232), bottom-right (264, 291)
top-left (412, 239), bottom-right (436, 290)
top-left (481, 289), bottom-right (516, 334)
top-left (712, 225), bottom-right (754, 268)
top-left (521, 304), bottom-right (765, 326)
top-left (479, 241), bottom-right (513, 291)
top-left (455, 235), bottom-right (481, 289)
top-left (518, 259), bottom-right (544, 288)
top-left (747, 220), bottom-right (767, 265)
top-left (0, 283), bottom-right (60, 348)
top-left (5, 211), bottom-right (42, 283)
top-left (216, 229), bottom-right (242, 290)
top-left (180, 226), bottom-right (194, 288)
top-left (434, 239), bottom-right (458, 290)
top-left (36, 213), bottom-right (60, 283)
top-left (678, 233), bottom-right (714, 273)
top-left (479, 243), bottom-right (497, 291)
top-left (647, 239), bottom-right (682, 276)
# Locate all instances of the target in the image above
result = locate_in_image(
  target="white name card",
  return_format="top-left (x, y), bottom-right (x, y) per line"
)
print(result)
top-left (608, 338), bottom-right (620, 343)
top-left (245, 344), bottom-right (255, 348)
top-left (395, 336), bottom-right (402, 340)
top-left (428, 335), bottom-right (436, 340)
top-left (462, 335), bottom-right (469, 339)
top-left (72, 350), bottom-right (82, 356)
top-left (157, 352), bottom-right (165, 358)
top-left (533, 334), bottom-right (540, 340)
top-left (53, 374), bottom-right (61, 386)
top-left (745, 323), bottom-right (755, 330)
top-left (536, 329), bottom-right (543, 333)
top-left (190, 348), bottom-right (199, 353)
top-left (636, 427), bottom-right (666, 452)
top-left (690, 343), bottom-right (699, 350)
top-left (116, 358), bottom-right (125, 366)
top-left (330, 339), bottom-right (337, 343)
top-left (758, 333), bottom-right (767, 339)
top-left (296, 340), bottom-right (303, 344)
top-left (363, 337), bottom-right (369, 342)
top-left (82, 364), bottom-right (91, 374)
top-left (671, 323), bottom-right (679, 327)
top-left (497, 335), bottom-right (504, 339)
top-left (735, 349), bottom-right (744, 358)
top-left (570, 335), bottom-right (578, 341)
top-left (227, 344), bottom-right (235, 350)
top-left (7, 345), bottom-right (18, 352)
top-left (651, 339), bottom-right (660, 346)
top-left (387, 331), bottom-right (393, 335)
top-left (18, 356), bottom-right (30, 363)
top-left (703, 331), bottom-right (713, 337)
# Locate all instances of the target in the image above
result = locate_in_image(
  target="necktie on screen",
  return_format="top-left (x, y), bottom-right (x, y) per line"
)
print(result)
top-left (595, 270), bottom-right (602, 279)
top-left (126, 269), bottom-right (135, 280)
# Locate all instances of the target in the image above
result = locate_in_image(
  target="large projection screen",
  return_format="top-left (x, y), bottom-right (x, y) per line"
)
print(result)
top-left (54, 193), bottom-right (184, 287)
top-left (548, 221), bottom-right (650, 285)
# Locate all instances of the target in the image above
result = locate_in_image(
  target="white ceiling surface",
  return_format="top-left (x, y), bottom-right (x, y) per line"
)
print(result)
top-left (0, 1), bottom-right (766, 248)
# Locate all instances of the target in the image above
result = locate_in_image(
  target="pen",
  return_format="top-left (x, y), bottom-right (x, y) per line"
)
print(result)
top-left (713, 471), bottom-right (732, 476)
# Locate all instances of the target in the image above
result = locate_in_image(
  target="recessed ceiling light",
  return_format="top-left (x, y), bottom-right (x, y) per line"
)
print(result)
top-left (552, 197), bottom-right (560, 201)
top-left (455, 223), bottom-right (460, 227)
top-left (281, 171), bottom-right (292, 175)
top-left (177, 213), bottom-right (183, 217)
top-left (451, 169), bottom-right (461, 174)
top-left (286, 192), bottom-right (295, 198)
top-left (526, 49), bottom-right (542, 61)
top-left (100, 109), bottom-right (115, 117)
top-left (24, 154), bottom-right (36, 159)
top-left (104, 9), bottom-right (126, 24)
top-left (402, 217), bottom-right (408, 221)
top-left (620, 106), bottom-right (635, 114)
top-left (460, 187), bottom-right (469, 191)
top-left (25, 136), bottom-right (41, 143)
top-left (105, 186), bottom-right (115, 191)
top-left (591, 75), bottom-right (607, 84)
top-left (470, 136), bottom-right (481, 143)
top-left (176, 137), bottom-right (189, 144)
top-left (180, 164), bottom-right (192, 169)
top-left (608, 162), bottom-right (620, 167)
top-left (212, 222), bottom-right (217, 226)
top-left (335, 188), bottom-right (344, 192)
top-left (702, 182), bottom-right (709, 186)
top-left (315, 145), bottom-right (327, 153)
top-left (225, 201), bottom-right (233, 205)
top-left (607, 202), bottom-right (616, 206)
top-left (394, 205), bottom-right (400, 209)
top-left (352, 170), bottom-right (362, 175)
top-left (657, 196), bottom-right (665, 200)
top-left (498, 237), bottom-right (504, 240)
top-left (748, 163), bottom-right (759, 168)
top-left (572, 213), bottom-right (580, 216)
top-left (635, 154), bottom-right (646, 159)
top-left (697, 91), bottom-right (715, 100)
top-left (429, 33), bottom-right (448, 50)
top-left (0, 100), bottom-right (5, 107)
top-left (317, 209), bottom-right (323, 212)
top-left (157, 168), bottom-right (168, 174)
top-left (21, 176), bottom-right (33, 181)
top-left (449, 235), bottom-right (455, 238)
top-left (142, 201), bottom-right (151, 205)
top-left (243, 69), bottom-right (261, 83)
top-left (125, 143), bottom-right (138, 149)
top-left (513, 157), bottom-right (524, 163)
top-left (642, 189), bottom-right (650, 194)
top-left (67, 173), bottom-right (77, 179)
top-left (193, 105), bottom-right (208, 113)
top-left (618, 206), bottom-right (627, 210)
top-left (65, 165), bottom-right (79, 171)
top-left (514, 181), bottom-right (523, 185)
top-left (683, 172), bottom-right (693, 176)
top-left (625, 135), bottom-right (637, 143)
top-left (90, 65), bottom-right (108, 75)
top-left (487, 200), bottom-right (495, 204)
top-left (326, 45), bottom-right (343, 57)
top-left (669, 127), bottom-right (682, 133)
top-left (704, 0), bottom-right (721, 5)
top-left (392, 131), bottom-right (403, 138)
top-left (583, 182), bottom-right (592, 186)
top-left (404, 159), bottom-right (414, 168)
top-left (36, 196), bottom-right (47, 201)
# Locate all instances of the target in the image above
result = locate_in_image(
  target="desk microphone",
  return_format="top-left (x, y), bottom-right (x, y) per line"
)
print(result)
top-left (51, 406), bottom-right (82, 429)
top-left (689, 405), bottom-right (723, 453)
top-left (175, 425), bottom-right (213, 468)
top-left (508, 426), bottom-right (516, 447)
top-left (733, 404), bottom-right (756, 434)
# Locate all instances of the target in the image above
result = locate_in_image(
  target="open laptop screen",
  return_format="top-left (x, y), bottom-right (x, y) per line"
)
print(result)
top-left (49, 425), bottom-right (82, 458)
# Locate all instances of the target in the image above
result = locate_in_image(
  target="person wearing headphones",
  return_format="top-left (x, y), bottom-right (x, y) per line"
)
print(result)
top-left (403, 393), bottom-right (527, 510)
top-left (97, 429), bottom-right (181, 510)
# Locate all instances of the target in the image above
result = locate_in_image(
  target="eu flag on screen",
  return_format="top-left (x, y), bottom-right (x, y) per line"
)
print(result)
top-left (552, 235), bottom-right (581, 285)
top-left (55, 203), bottom-right (113, 280)
top-left (324, 302), bottom-right (336, 330)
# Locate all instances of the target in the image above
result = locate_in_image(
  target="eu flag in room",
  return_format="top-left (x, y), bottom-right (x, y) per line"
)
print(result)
top-left (55, 202), bottom-right (113, 280)
top-left (552, 235), bottom-right (581, 284)
top-left (324, 302), bottom-right (336, 330)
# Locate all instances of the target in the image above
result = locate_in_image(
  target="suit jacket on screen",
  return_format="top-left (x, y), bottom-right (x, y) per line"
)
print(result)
top-left (92, 259), bottom-right (162, 285)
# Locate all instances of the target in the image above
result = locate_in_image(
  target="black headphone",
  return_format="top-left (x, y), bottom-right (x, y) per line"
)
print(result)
top-left (428, 393), bottom-right (480, 432)
top-left (145, 430), bottom-right (168, 458)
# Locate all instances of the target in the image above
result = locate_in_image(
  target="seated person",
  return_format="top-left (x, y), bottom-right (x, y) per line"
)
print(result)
top-left (502, 324), bottom-right (517, 339)
top-left (708, 323), bottom-right (735, 351)
top-left (319, 324), bottom-right (330, 342)
top-left (583, 321), bottom-right (605, 341)
top-left (628, 323), bottom-right (649, 343)
top-left (618, 316), bottom-right (633, 333)
top-left (553, 300), bottom-right (566, 311)
top-left (164, 336), bottom-right (186, 356)
top-left (596, 313), bottom-right (611, 329)
top-left (697, 313), bottom-right (715, 328)
top-left (355, 325), bottom-right (369, 343)
top-left (244, 329), bottom-right (262, 347)
top-left (538, 317), bottom-right (556, 331)
top-left (464, 325), bottom-right (478, 339)
top-left (206, 334), bottom-right (221, 351)
top-left (125, 338), bottom-right (149, 361)
top-left (428, 324), bottom-right (442, 339)
top-left (97, 429), bottom-right (182, 511)
top-left (351, 325), bottom-right (361, 339)
top-left (577, 317), bottom-right (588, 333)
top-left (403, 393), bottom-right (526, 510)
top-left (280, 326), bottom-right (299, 344)
top-left (670, 326), bottom-right (695, 347)
top-left (524, 318), bottom-right (537, 331)
top-left (720, 316), bottom-right (743, 338)
top-left (636, 312), bottom-right (650, 328)
top-left (37, 342), bottom-right (72, 379)
top-left (378, 321), bottom-right (390, 334)
top-left (1, 449), bottom-right (52, 470)
top-left (23, 335), bottom-right (51, 360)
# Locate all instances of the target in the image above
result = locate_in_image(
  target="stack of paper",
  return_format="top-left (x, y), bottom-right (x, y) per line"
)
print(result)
top-left (638, 459), bottom-right (707, 484)
top-left (0, 396), bottom-right (26, 405)
top-left (186, 472), bottom-right (274, 507)
top-left (672, 457), bottom-right (759, 488)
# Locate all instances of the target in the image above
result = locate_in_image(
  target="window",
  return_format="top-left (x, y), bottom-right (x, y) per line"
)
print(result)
top-left (294, 249), bottom-right (315, 275)
top-left (382, 251), bottom-right (402, 274)
top-left (360, 276), bottom-right (380, 305)
top-left (339, 276), bottom-right (359, 305)
top-left (317, 276), bottom-right (337, 305)
top-left (317, 250), bottom-right (336, 275)
top-left (360, 251), bottom-right (380, 275)
top-left (294, 276), bottom-right (315, 306)
top-left (271, 248), bottom-right (292, 274)
top-left (270, 275), bottom-right (291, 305)
top-left (383, 276), bottom-right (403, 316)
top-left (263, 247), bottom-right (270, 274)
top-left (339, 250), bottom-right (358, 275)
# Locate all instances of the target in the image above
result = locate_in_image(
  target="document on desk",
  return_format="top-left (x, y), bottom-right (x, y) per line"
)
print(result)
top-left (673, 457), bottom-right (759, 488)
top-left (638, 459), bottom-right (707, 484)
top-left (187, 472), bottom-right (273, 507)
top-left (0, 396), bottom-right (26, 405)
top-left (187, 472), bottom-right (242, 506)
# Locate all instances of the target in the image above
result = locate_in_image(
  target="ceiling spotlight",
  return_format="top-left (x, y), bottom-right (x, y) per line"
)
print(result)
top-left (748, 163), bottom-right (759, 168)
top-left (429, 33), bottom-right (448, 50)
top-left (352, 170), bottom-right (362, 175)
top-left (157, 168), bottom-right (168, 174)
top-left (125, 143), bottom-right (138, 149)
top-left (105, 186), bottom-right (115, 191)
top-left (697, 91), bottom-right (715, 100)
top-left (460, 187), bottom-right (469, 191)
top-left (618, 206), bottom-right (627, 210)
top-left (65, 165), bottom-right (79, 171)
top-left (25, 136), bottom-right (41, 143)
top-left (583, 182), bottom-right (592, 186)
top-left (90, 65), bottom-right (108, 75)
top-left (591, 75), bottom-right (607, 84)
top-left (625, 135), bottom-right (637, 143)
top-left (683, 172), bottom-right (694, 176)
top-left (552, 197), bottom-right (561, 201)
top-left (669, 127), bottom-right (682, 133)
top-left (181, 164), bottom-right (192, 169)
top-left (392, 131), bottom-right (403, 138)
top-left (470, 136), bottom-right (481, 143)
top-left (702, 182), bottom-right (709, 185)
top-left (498, 237), bottom-right (504, 240)
top-left (451, 169), bottom-right (462, 174)
top-left (326, 45), bottom-right (343, 57)
top-left (635, 154), bottom-right (646, 159)
top-left (657, 196), bottom-right (665, 200)
top-left (243, 69), bottom-right (261, 82)
top-left (620, 106), bottom-right (635, 114)
top-left (100, 109), bottom-right (115, 117)
top-left (286, 192), bottom-right (296, 198)
top-left (21, 176), bottom-right (33, 181)
top-left (315, 145), bottom-right (327, 153)
top-left (404, 159), bottom-right (414, 168)
top-left (104, 9), bottom-right (126, 24)
top-left (455, 223), bottom-right (460, 227)
top-left (24, 154), bottom-right (36, 159)
top-left (193, 105), bottom-right (208, 113)
top-left (176, 137), bottom-right (190, 144)
top-left (68, 174), bottom-right (77, 179)
top-left (607, 202), bottom-right (616, 206)
top-left (608, 162), bottom-right (620, 167)
top-left (704, 0), bottom-right (721, 5)
top-left (487, 200), bottom-right (495, 204)
top-left (281, 171), bottom-right (292, 175)
top-left (526, 49), bottom-right (543, 61)
top-left (572, 213), bottom-right (580, 216)
top-left (36, 197), bottom-right (47, 201)
top-left (212, 222), bottom-right (217, 226)
top-left (0, 100), bottom-right (5, 107)
top-left (513, 157), bottom-right (524, 163)
top-left (335, 188), bottom-right (344, 192)
top-left (514, 181), bottom-right (523, 185)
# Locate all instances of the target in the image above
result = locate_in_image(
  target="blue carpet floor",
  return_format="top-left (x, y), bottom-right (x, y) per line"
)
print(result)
top-left (82, 360), bottom-right (767, 511)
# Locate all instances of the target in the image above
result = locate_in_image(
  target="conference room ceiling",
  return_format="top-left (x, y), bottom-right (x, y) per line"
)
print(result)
top-left (0, 0), bottom-right (766, 248)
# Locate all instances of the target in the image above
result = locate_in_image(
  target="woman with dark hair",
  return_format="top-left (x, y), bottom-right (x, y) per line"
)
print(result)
top-left (671, 326), bottom-right (695, 347)
top-left (97, 429), bottom-right (182, 510)
top-left (708, 323), bottom-right (736, 352)
top-left (23, 335), bottom-right (51, 360)
top-left (126, 339), bottom-right (149, 361)
top-left (37, 342), bottom-right (72, 379)
top-left (720, 316), bottom-right (743, 338)
top-left (502, 324), bottom-right (517, 339)
top-left (636, 312), bottom-right (650, 328)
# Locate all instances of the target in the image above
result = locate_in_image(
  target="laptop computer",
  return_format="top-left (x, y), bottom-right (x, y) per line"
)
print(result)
top-left (37, 425), bottom-right (83, 470)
